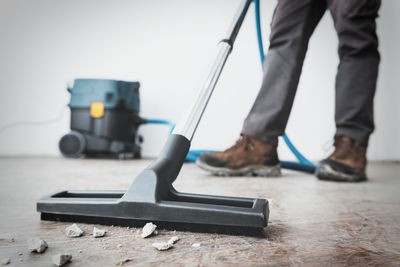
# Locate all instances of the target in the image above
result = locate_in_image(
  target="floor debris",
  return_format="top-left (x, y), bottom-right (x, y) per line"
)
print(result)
top-left (152, 236), bottom-right (180, 251)
top-left (117, 244), bottom-right (122, 248)
top-left (52, 254), bottom-right (72, 266)
top-left (93, 227), bottom-right (106, 238)
top-left (141, 222), bottom-right (157, 238)
top-left (192, 243), bottom-right (201, 248)
top-left (1, 257), bottom-right (11, 265)
top-left (65, 224), bottom-right (84, 237)
top-left (115, 257), bottom-right (132, 266)
top-left (27, 238), bottom-right (48, 253)
top-left (152, 242), bottom-right (173, 251)
top-left (168, 236), bottom-right (179, 245)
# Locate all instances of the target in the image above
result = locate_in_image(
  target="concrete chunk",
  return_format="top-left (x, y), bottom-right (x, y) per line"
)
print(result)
top-left (1, 257), bottom-right (11, 265)
top-left (93, 227), bottom-right (106, 238)
top-left (152, 242), bottom-right (173, 251)
top-left (115, 257), bottom-right (132, 266)
top-left (152, 236), bottom-right (180, 251)
top-left (167, 236), bottom-right (179, 245)
top-left (27, 238), bottom-right (48, 253)
top-left (192, 243), bottom-right (200, 248)
top-left (65, 224), bottom-right (83, 237)
top-left (141, 222), bottom-right (157, 238)
top-left (52, 254), bottom-right (72, 266)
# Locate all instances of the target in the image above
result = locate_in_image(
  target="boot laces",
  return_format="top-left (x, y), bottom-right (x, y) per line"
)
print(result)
top-left (224, 136), bottom-right (253, 153)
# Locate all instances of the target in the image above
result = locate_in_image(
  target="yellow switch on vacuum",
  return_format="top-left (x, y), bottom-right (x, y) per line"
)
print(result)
top-left (90, 102), bottom-right (105, 118)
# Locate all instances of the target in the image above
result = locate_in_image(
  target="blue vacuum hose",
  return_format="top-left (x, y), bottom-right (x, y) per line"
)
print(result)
top-left (145, 119), bottom-right (175, 134)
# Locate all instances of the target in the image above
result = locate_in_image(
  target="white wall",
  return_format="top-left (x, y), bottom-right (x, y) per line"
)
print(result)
top-left (0, 0), bottom-right (398, 160)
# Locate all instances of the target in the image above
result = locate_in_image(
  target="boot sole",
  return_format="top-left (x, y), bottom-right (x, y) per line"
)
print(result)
top-left (315, 163), bottom-right (367, 182)
top-left (196, 159), bottom-right (281, 177)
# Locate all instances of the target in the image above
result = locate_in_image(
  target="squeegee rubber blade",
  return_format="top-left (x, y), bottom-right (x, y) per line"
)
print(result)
top-left (41, 212), bottom-right (265, 236)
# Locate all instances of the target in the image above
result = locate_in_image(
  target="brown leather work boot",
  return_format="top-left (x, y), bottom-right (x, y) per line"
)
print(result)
top-left (196, 135), bottom-right (281, 177)
top-left (315, 134), bottom-right (367, 182)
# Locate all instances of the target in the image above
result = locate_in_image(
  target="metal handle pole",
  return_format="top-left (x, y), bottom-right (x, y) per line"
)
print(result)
top-left (173, 0), bottom-right (252, 141)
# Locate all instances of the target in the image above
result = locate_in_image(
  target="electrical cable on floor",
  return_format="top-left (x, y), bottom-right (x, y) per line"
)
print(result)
top-left (0, 104), bottom-right (68, 134)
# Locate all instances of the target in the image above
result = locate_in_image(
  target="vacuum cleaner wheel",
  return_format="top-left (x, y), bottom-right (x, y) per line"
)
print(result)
top-left (59, 131), bottom-right (86, 158)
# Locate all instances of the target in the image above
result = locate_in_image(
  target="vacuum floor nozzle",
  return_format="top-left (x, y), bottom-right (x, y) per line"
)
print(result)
top-left (39, 189), bottom-right (268, 235)
top-left (37, 135), bottom-right (269, 235)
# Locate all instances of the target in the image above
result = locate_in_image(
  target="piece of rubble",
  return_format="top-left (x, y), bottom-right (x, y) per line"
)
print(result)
top-left (151, 236), bottom-right (180, 251)
top-left (167, 236), bottom-right (179, 245)
top-left (115, 257), bottom-right (132, 266)
top-left (18, 252), bottom-right (23, 256)
top-left (1, 257), bottom-right (11, 265)
top-left (93, 227), bottom-right (106, 238)
top-left (152, 242), bottom-right (173, 251)
top-left (192, 243), bottom-right (200, 248)
top-left (52, 254), bottom-right (72, 266)
top-left (117, 244), bottom-right (122, 248)
top-left (78, 250), bottom-right (82, 253)
top-left (65, 224), bottom-right (83, 237)
top-left (141, 223), bottom-right (157, 238)
top-left (27, 238), bottom-right (48, 253)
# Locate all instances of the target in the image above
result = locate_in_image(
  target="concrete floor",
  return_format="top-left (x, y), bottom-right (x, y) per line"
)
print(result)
top-left (0, 157), bottom-right (400, 266)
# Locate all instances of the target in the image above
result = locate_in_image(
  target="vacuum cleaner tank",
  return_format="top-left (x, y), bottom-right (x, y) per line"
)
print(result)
top-left (69, 79), bottom-right (140, 113)
top-left (59, 79), bottom-right (142, 158)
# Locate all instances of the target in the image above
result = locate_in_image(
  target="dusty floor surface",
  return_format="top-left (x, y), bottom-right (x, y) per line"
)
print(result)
top-left (0, 157), bottom-right (400, 266)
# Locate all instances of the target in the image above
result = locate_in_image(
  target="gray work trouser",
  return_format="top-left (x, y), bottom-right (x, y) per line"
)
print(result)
top-left (242, 0), bottom-right (381, 145)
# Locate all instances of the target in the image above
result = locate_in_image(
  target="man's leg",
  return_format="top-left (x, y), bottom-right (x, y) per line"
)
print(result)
top-left (196, 0), bottom-right (326, 177)
top-left (241, 0), bottom-right (326, 143)
top-left (316, 0), bottom-right (381, 182)
top-left (328, 0), bottom-right (381, 144)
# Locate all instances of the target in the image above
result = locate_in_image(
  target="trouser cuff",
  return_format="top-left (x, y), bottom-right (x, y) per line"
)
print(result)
top-left (335, 128), bottom-right (370, 146)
